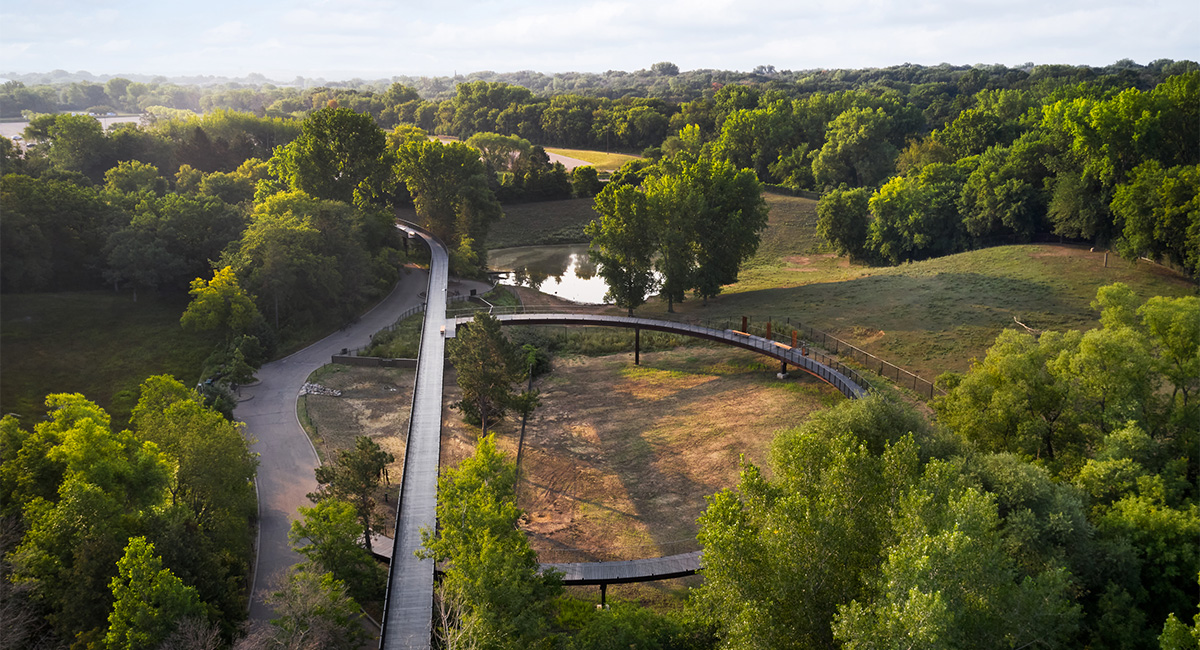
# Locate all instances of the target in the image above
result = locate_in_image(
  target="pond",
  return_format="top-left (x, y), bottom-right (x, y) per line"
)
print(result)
top-left (487, 244), bottom-right (610, 304)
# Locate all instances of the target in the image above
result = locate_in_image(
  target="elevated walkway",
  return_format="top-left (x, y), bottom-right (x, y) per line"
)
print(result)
top-left (382, 248), bottom-right (870, 647)
top-left (379, 222), bottom-right (447, 650)
top-left (450, 312), bottom-right (869, 399)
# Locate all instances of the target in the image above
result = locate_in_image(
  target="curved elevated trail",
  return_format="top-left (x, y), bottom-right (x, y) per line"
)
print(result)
top-left (448, 312), bottom-right (868, 400)
top-left (379, 222), bottom-right (448, 649)
top-left (380, 244), bottom-right (868, 646)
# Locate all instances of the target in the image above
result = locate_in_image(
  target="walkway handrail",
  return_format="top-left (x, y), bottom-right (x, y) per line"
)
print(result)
top-left (379, 220), bottom-right (448, 650)
top-left (451, 313), bottom-right (869, 399)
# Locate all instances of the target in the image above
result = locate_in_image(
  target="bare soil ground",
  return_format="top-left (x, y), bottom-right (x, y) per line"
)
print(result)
top-left (299, 364), bottom-right (415, 534)
top-left (441, 346), bottom-right (843, 562)
top-left (301, 343), bottom-right (843, 570)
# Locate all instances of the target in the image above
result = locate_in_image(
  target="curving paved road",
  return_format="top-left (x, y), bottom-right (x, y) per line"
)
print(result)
top-left (237, 261), bottom-right (430, 620)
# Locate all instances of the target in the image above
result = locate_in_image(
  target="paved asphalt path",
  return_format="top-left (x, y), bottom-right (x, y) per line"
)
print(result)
top-left (238, 266), bottom-right (429, 620)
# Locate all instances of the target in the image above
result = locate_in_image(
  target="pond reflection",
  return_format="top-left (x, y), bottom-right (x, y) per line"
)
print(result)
top-left (488, 244), bottom-right (609, 304)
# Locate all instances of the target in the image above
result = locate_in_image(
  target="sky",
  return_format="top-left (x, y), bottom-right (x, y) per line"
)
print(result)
top-left (1, 0), bottom-right (1196, 80)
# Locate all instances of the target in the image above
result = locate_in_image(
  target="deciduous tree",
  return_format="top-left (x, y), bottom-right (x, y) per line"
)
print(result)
top-left (307, 436), bottom-right (393, 553)
top-left (447, 313), bottom-right (523, 434)
top-left (586, 183), bottom-right (658, 314)
top-left (104, 536), bottom-right (205, 650)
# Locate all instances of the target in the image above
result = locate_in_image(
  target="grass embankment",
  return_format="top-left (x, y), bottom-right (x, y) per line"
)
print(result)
top-left (487, 199), bottom-right (599, 249)
top-left (635, 193), bottom-right (1196, 382)
top-left (544, 148), bottom-right (640, 172)
top-left (0, 291), bottom-right (221, 427)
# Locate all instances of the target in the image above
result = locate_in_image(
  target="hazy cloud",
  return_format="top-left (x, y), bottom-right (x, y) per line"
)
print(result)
top-left (1, 0), bottom-right (1194, 78)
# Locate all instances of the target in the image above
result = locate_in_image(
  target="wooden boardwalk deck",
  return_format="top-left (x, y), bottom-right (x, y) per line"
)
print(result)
top-left (379, 223), bottom-right (447, 650)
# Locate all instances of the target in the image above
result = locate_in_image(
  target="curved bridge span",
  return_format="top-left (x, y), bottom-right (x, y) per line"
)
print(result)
top-left (451, 313), bottom-right (869, 400)
top-left (381, 225), bottom-right (868, 648)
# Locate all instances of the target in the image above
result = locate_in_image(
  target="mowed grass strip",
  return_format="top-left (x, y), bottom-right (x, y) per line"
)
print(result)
top-left (544, 148), bottom-right (641, 172)
top-left (488, 198), bottom-right (599, 249)
top-left (1, 291), bottom-right (220, 426)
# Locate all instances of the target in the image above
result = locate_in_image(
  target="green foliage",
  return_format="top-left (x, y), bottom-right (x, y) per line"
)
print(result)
top-left (866, 162), bottom-right (968, 264)
top-left (180, 266), bottom-right (261, 336)
top-left (812, 107), bottom-right (898, 189)
top-left (266, 106), bottom-right (391, 206)
top-left (290, 498), bottom-right (387, 605)
top-left (1111, 161), bottom-right (1199, 276)
top-left (8, 394), bottom-right (172, 638)
top-left (570, 165), bottom-right (604, 198)
top-left (567, 603), bottom-right (709, 650)
top-left (225, 190), bottom-right (395, 334)
top-left (834, 473), bottom-right (1081, 649)
top-left (394, 138), bottom-right (502, 275)
top-left (420, 435), bottom-right (562, 649)
top-left (104, 160), bottom-right (168, 196)
top-left (104, 536), bottom-right (204, 650)
top-left (1, 174), bottom-right (125, 292)
top-left (693, 396), bottom-right (928, 649)
top-left (587, 183), bottom-right (658, 314)
top-left (1, 382), bottom-right (258, 642)
top-left (448, 312), bottom-right (524, 433)
top-left (816, 186), bottom-right (870, 259)
top-left (683, 158), bottom-right (769, 303)
top-left (253, 568), bottom-right (370, 650)
top-left (307, 436), bottom-right (394, 553)
top-left (935, 284), bottom-right (1196, 475)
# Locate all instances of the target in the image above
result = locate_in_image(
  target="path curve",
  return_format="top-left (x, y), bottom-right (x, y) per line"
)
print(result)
top-left (237, 265), bottom-right (430, 620)
top-left (451, 312), bottom-right (869, 399)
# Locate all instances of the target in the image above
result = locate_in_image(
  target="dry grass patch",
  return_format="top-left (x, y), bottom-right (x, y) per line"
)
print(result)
top-left (441, 345), bottom-right (845, 565)
top-left (299, 364), bottom-right (414, 533)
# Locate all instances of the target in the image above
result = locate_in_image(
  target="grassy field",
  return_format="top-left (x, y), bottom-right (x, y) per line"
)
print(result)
top-left (487, 199), bottom-right (599, 249)
top-left (0, 291), bottom-right (221, 427)
top-left (544, 148), bottom-right (641, 172)
top-left (627, 193), bottom-right (1196, 383)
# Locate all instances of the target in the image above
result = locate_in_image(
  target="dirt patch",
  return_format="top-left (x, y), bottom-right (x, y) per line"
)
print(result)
top-left (440, 345), bottom-right (844, 564)
top-left (302, 345), bottom-right (845, 601)
top-left (784, 253), bottom-right (838, 271)
top-left (300, 365), bottom-right (414, 533)
top-left (1028, 244), bottom-right (1094, 258)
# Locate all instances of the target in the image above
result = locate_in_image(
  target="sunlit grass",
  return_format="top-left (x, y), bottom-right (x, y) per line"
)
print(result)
top-left (544, 148), bottom-right (641, 171)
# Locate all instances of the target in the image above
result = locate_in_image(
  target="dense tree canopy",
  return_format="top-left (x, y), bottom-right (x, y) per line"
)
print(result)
top-left (1, 376), bottom-right (257, 645)
top-left (419, 435), bottom-right (561, 649)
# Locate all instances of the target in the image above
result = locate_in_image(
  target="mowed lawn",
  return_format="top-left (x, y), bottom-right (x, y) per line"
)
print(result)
top-left (0, 291), bottom-right (220, 427)
top-left (488, 199), bottom-right (599, 249)
top-left (544, 148), bottom-right (641, 172)
top-left (483, 191), bottom-right (1195, 384)
top-left (652, 193), bottom-right (1197, 382)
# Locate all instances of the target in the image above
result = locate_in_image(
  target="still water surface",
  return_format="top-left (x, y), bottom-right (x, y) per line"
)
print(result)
top-left (487, 244), bottom-right (610, 304)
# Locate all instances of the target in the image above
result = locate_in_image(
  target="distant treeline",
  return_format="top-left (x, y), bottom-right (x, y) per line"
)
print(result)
top-left (3, 59), bottom-right (1197, 306)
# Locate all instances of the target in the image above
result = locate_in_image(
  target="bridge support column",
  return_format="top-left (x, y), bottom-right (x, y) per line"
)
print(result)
top-left (601, 583), bottom-right (608, 607)
top-left (634, 328), bottom-right (640, 365)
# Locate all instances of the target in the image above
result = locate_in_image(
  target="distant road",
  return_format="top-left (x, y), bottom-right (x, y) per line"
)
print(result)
top-left (545, 151), bottom-right (592, 171)
top-left (0, 115), bottom-right (141, 138)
